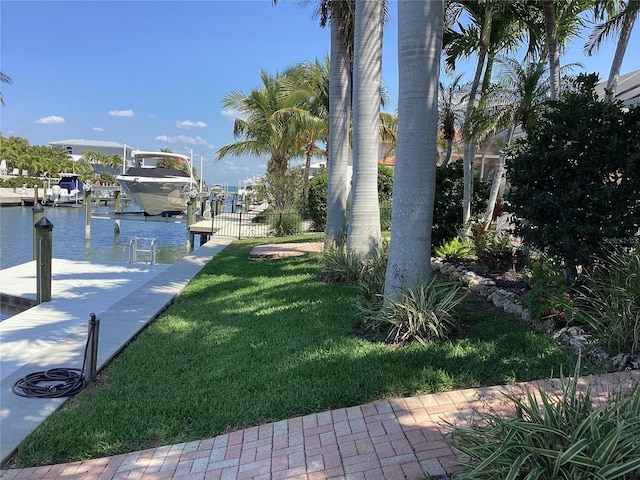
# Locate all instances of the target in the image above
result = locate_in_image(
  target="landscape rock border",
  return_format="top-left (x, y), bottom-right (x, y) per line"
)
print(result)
top-left (432, 258), bottom-right (640, 372)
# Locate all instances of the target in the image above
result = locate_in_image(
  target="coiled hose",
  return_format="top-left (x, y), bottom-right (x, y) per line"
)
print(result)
top-left (12, 313), bottom-right (97, 398)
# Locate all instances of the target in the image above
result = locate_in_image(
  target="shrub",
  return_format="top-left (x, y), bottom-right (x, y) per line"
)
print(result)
top-left (367, 279), bottom-right (466, 345)
top-left (505, 74), bottom-right (640, 272)
top-left (434, 236), bottom-right (474, 259)
top-left (447, 360), bottom-right (640, 480)
top-left (307, 171), bottom-right (328, 231)
top-left (433, 162), bottom-right (490, 248)
top-left (268, 209), bottom-right (303, 237)
top-left (319, 242), bottom-right (367, 284)
top-left (521, 255), bottom-right (575, 328)
top-left (570, 241), bottom-right (640, 355)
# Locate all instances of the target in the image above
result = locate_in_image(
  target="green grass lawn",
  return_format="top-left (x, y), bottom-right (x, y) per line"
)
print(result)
top-left (13, 235), bottom-right (591, 467)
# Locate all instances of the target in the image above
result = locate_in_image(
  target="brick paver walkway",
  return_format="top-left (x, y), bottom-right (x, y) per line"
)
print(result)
top-left (2, 370), bottom-right (638, 480)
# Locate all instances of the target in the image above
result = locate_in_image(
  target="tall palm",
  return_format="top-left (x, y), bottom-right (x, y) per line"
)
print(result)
top-left (300, 0), bottom-right (355, 246)
top-left (216, 69), bottom-right (298, 176)
top-left (446, 0), bottom-right (530, 227)
top-left (438, 73), bottom-right (466, 168)
top-left (384, 0), bottom-right (444, 301)
top-left (0, 71), bottom-right (11, 106)
top-left (346, 0), bottom-right (383, 259)
top-left (279, 58), bottom-right (330, 201)
top-left (585, 0), bottom-right (640, 102)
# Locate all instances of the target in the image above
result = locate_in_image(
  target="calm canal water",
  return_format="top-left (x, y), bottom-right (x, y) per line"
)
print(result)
top-left (0, 205), bottom-right (195, 270)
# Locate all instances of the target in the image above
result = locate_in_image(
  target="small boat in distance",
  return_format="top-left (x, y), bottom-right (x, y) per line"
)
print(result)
top-left (45, 173), bottom-right (83, 206)
top-left (115, 150), bottom-right (197, 216)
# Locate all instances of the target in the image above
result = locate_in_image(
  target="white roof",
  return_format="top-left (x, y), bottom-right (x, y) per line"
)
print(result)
top-left (595, 69), bottom-right (640, 106)
top-left (48, 139), bottom-right (130, 149)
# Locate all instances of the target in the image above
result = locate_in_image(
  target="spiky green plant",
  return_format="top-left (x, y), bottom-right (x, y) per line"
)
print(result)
top-left (448, 359), bottom-right (640, 479)
top-left (319, 242), bottom-right (366, 284)
top-left (570, 241), bottom-right (640, 355)
top-left (434, 236), bottom-right (474, 259)
top-left (370, 280), bottom-right (466, 345)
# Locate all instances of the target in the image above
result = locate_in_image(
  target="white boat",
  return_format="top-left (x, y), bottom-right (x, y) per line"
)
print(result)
top-left (45, 173), bottom-right (83, 206)
top-left (115, 151), bottom-right (197, 216)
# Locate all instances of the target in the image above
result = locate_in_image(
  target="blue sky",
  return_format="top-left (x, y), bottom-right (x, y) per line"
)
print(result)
top-left (2, 1), bottom-right (639, 186)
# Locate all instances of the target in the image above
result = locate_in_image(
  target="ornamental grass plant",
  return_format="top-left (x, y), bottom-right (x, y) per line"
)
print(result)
top-left (448, 359), bottom-right (640, 480)
top-left (12, 236), bottom-right (584, 468)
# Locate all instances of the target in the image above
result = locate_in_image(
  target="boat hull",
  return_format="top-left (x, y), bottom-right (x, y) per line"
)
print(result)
top-left (116, 176), bottom-right (193, 215)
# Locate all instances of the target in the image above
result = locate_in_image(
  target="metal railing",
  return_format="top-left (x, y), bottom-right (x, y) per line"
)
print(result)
top-left (128, 237), bottom-right (157, 264)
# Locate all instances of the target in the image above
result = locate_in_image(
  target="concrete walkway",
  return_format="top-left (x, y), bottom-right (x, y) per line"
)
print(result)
top-left (0, 237), bottom-right (234, 465)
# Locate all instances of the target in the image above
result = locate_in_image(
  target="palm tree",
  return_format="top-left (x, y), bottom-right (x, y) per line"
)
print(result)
top-left (438, 74), bottom-right (466, 168)
top-left (585, 0), bottom-right (640, 102)
top-left (0, 71), bottom-right (11, 106)
top-left (322, 0), bottom-right (355, 247)
top-left (280, 59), bottom-right (330, 202)
top-left (445, 0), bottom-right (531, 227)
top-left (346, 0), bottom-right (383, 259)
top-left (383, 0), bottom-right (444, 302)
top-left (216, 69), bottom-right (298, 176)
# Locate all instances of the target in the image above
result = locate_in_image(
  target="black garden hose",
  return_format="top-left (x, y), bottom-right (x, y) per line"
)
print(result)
top-left (12, 313), bottom-right (97, 398)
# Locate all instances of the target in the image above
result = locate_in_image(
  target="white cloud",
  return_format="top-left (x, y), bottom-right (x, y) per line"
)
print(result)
top-left (155, 134), bottom-right (213, 149)
top-left (221, 108), bottom-right (239, 119)
top-left (108, 109), bottom-right (134, 117)
top-left (92, 126), bottom-right (104, 132)
top-left (223, 161), bottom-right (240, 171)
top-left (176, 120), bottom-right (207, 130)
top-left (36, 115), bottom-right (65, 124)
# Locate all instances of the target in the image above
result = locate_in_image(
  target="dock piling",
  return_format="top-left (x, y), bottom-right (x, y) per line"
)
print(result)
top-left (84, 186), bottom-right (92, 240)
top-left (35, 216), bottom-right (53, 304)
top-left (32, 202), bottom-right (44, 260)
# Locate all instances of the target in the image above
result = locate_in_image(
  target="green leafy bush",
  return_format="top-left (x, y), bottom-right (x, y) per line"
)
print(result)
top-left (448, 360), bottom-right (640, 480)
top-left (433, 162), bottom-right (490, 248)
top-left (434, 236), bottom-right (474, 259)
top-left (521, 256), bottom-right (575, 328)
top-left (570, 242), bottom-right (640, 354)
top-left (268, 209), bottom-right (303, 237)
top-left (307, 170), bottom-right (328, 231)
top-left (368, 280), bottom-right (466, 345)
top-left (505, 74), bottom-right (640, 271)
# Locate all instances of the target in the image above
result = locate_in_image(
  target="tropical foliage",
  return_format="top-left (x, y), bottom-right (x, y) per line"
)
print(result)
top-left (0, 135), bottom-right (78, 178)
top-left (505, 74), bottom-right (640, 274)
top-left (448, 360), bottom-right (640, 480)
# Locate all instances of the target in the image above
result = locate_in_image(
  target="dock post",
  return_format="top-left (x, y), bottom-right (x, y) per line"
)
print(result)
top-left (86, 313), bottom-right (100, 384)
top-left (186, 199), bottom-right (196, 252)
top-left (32, 202), bottom-right (45, 260)
top-left (35, 216), bottom-right (53, 304)
top-left (33, 185), bottom-right (39, 206)
top-left (114, 189), bottom-right (121, 234)
top-left (84, 185), bottom-right (92, 240)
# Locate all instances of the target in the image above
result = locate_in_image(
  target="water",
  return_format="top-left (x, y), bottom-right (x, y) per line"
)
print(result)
top-left (0, 205), bottom-right (195, 270)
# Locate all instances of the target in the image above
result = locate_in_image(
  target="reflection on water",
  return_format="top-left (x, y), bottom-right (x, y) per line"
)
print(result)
top-left (0, 205), bottom-right (192, 270)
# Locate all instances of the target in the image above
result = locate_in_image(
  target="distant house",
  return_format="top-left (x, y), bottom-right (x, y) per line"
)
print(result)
top-left (594, 69), bottom-right (640, 107)
top-left (48, 139), bottom-right (134, 174)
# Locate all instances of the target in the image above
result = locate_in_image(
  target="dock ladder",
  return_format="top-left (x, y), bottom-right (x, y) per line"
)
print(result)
top-left (128, 237), bottom-right (157, 264)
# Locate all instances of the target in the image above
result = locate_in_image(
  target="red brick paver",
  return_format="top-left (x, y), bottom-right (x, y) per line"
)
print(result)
top-left (1, 371), bottom-right (638, 480)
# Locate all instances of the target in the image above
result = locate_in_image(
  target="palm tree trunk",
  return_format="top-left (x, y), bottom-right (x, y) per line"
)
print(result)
top-left (483, 125), bottom-right (515, 226)
top-left (542, 0), bottom-right (560, 100)
top-left (462, 43), bottom-right (487, 226)
top-left (384, 0), bottom-right (443, 302)
top-left (325, 13), bottom-right (351, 247)
top-left (440, 140), bottom-right (453, 168)
top-left (347, 0), bottom-right (383, 259)
top-left (604, 11), bottom-right (636, 102)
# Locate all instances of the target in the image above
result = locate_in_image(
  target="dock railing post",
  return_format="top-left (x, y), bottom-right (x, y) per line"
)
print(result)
top-left (32, 202), bottom-right (45, 260)
top-left (35, 216), bottom-right (53, 304)
top-left (86, 313), bottom-right (100, 384)
top-left (84, 184), bottom-right (92, 240)
top-left (114, 189), bottom-right (121, 234)
top-left (186, 199), bottom-right (195, 253)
